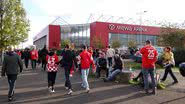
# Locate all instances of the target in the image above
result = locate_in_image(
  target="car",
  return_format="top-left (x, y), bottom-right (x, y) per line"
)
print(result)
top-left (117, 47), bottom-right (131, 59)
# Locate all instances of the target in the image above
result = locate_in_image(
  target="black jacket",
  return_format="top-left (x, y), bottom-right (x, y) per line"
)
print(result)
top-left (1, 52), bottom-right (23, 75)
top-left (60, 50), bottom-right (77, 68)
top-left (113, 58), bottom-right (123, 71)
top-left (40, 48), bottom-right (48, 60)
top-left (97, 57), bottom-right (107, 68)
top-left (23, 50), bottom-right (30, 60)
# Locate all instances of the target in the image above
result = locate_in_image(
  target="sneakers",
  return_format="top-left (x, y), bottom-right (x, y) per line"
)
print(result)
top-left (160, 79), bottom-right (165, 82)
top-left (68, 89), bottom-right (73, 95)
top-left (145, 88), bottom-right (157, 95)
top-left (8, 91), bottom-right (15, 102)
top-left (69, 74), bottom-right (73, 77)
top-left (51, 89), bottom-right (55, 93)
top-left (48, 87), bottom-right (53, 93)
top-left (145, 89), bottom-right (149, 94)
top-left (86, 88), bottom-right (90, 93)
top-left (172, 81), bottom-right (178, 85)
top-left (8, 97), bottom-right (13, 102)
top-left (103, 78), bottom-right (109, 82)
top-left (65, 87), bottom-right (69, 90)
top-left (151, 88), bottom-right (157, 95)
top-left (133, 78), bottom-right (138, 82)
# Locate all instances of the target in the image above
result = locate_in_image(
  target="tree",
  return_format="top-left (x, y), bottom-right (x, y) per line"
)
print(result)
top-left (128, 40), bottom-right (137, 49)
top-left (158, 23), bottom-right (185, 49)
top-left (158, 23), bottom-right (185, 65)
top-left (61, 39), bottom-right (71, 48)
top-left (91, 35), bottom-right (104, 49)
top-left (0, 0), bottom-right (30, 50)
top-left (111, 40), bottom-right (122, 48)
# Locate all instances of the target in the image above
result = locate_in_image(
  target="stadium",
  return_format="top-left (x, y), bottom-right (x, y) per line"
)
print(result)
top-left (33, 15), bottom-right (161, 49)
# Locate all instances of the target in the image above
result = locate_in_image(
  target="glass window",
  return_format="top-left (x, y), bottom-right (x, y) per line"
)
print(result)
top-left (109, 33), bottom-right (158, 47)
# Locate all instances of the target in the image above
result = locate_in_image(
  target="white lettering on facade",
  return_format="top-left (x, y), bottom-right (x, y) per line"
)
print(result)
top-left (116, 26), bottom-right (132, 31)
top-left (108, 24), bottom-right (147, 32)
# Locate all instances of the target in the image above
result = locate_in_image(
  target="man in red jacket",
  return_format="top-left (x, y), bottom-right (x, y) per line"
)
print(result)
top-left (79, 45), bottom-right (95, 93)
top-left (140, 40), bottom-right (158, 94)
top-left (30, 46), bottom-right (38, 70)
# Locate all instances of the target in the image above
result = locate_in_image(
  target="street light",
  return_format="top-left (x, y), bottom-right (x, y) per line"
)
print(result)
top-left (136, 11), bottom-right (148, 45)
top-left (137, 11), bottom-right (147, 26)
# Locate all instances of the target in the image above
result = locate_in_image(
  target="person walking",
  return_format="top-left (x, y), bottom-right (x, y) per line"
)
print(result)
top-left (40, 45), bottom-right (48, 71)
top-left (23, 48), bottom-right (30, 69)
top-left (61, 45), bottom-right (77, 95)
top-left (46, 49), bottom-right (59, 93)
top-left (79, 45), bottom-right (95, 93)
top-left (30, 46), bottom-right (38, 70)
top-left (140, 40), bottom-right (158, 94)
top-left (1, 47), bottom-right (23, 102)
top-left (161, 46), bottom-right (178, 84)
top-left (106, 46), bottom-right (115, 68)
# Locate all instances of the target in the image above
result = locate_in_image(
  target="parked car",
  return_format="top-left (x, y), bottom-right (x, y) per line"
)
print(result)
top-left (117, 47), bottom-right (131, 59)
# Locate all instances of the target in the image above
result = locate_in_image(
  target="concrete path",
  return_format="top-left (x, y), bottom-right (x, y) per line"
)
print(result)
top-left (0, 65), bottom-right (185, 104)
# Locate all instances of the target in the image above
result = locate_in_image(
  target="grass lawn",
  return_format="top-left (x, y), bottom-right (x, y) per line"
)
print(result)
top-left (124, 60), bottom-right (179, 73)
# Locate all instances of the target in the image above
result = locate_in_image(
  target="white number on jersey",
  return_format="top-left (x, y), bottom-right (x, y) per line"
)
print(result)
top-left (148, 50), bottom-right (155, 59)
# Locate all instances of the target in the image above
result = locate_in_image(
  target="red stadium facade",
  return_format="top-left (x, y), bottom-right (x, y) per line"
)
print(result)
top-left (33, 21), bottom-right (161, 49)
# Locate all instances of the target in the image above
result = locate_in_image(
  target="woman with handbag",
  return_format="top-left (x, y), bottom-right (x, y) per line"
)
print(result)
top-left (161, 46), bottom-right (178, 84)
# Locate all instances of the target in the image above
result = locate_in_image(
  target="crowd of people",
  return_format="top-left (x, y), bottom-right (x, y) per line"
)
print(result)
top-left (0, 40), bottom-right (182, 102)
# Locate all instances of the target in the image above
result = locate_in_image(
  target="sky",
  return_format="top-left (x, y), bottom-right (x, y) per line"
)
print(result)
top-left (21, 0), bottom-right (185, 48)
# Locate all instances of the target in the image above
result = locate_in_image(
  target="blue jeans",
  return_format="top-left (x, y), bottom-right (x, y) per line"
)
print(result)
top-left (142, 68), bottom-right (156, 90)
top-left (7, 74), bottom-right (17, 97)
top-left (81, 69), bottom-right (89, 89)
top-left (31, 60), bottom-right (37, 70)
top-left (107, 69), bottom-right (121, 81)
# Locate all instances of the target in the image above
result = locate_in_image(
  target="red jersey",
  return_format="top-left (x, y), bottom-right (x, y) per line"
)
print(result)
top-left (140, 45), bottom-right (158, 69)
top-left (80, 50), bottom-right (95, 69)
top-left (46, 54), bottom-right (59, 72)
top-left (16, 52), bottom-right (22, 56)
top-left (30, 50), bottom-right (38, 60)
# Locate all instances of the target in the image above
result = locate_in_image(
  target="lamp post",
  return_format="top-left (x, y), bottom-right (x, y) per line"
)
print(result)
top-left (139, 11), bottom-right (147, 26)
top-left (137, 11), bottom-right (147, 45)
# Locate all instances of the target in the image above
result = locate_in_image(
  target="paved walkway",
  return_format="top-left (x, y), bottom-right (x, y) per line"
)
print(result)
top-left (0, 65), bottom-right (185, 104)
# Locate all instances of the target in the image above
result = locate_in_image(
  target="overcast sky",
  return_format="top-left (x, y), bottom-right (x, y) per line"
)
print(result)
top-left (21, 0), bottom-right (185, 48)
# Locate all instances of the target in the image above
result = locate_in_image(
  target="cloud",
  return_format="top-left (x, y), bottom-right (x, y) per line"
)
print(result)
top-left (30, 0), bottom-right (185, 22)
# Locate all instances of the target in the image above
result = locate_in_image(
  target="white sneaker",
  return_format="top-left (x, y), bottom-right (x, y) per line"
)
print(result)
top-left (68, 89), bottom-right (73, 95)
top-left (65, 87), bottom-right (69, 90)
top-left (86, 88), bottom-right (90, 93)
top-left (69, 74), bottom-right (73, 77)
top-left (48, 87), bottom-right (52, 93)
top-left (51, 89), bottom-right (55, 93)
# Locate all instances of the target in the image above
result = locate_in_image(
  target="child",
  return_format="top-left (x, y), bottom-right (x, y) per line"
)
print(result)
top-left (46, 49), bottom-right (59, 93)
